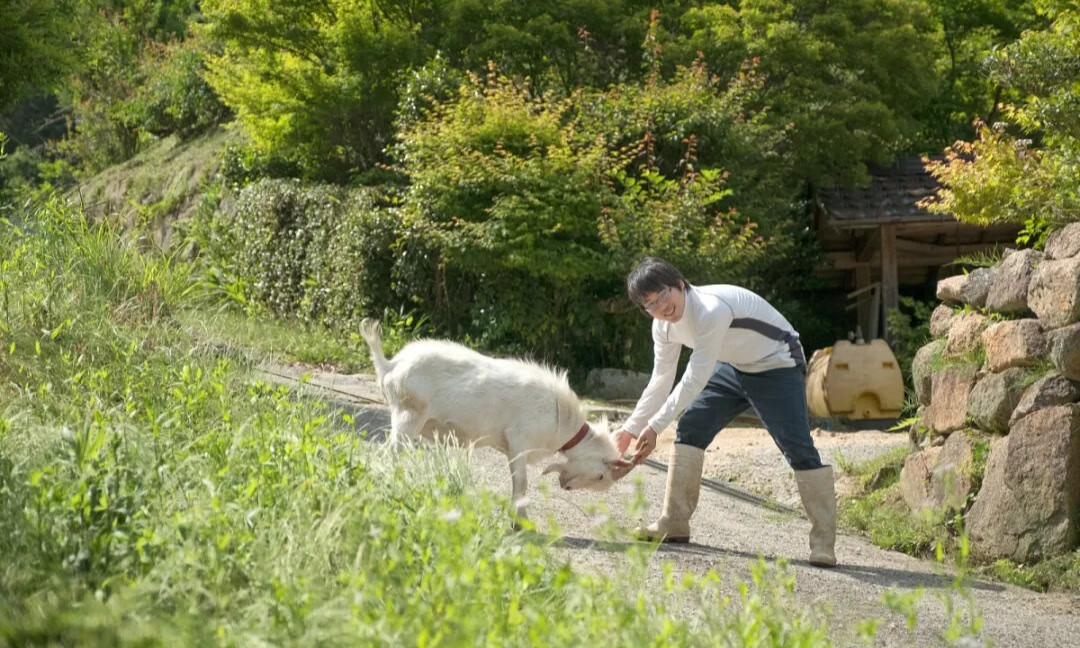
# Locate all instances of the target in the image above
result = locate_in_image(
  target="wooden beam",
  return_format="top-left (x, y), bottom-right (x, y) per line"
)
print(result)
top-left (857, 230), bottom-right (881, 262)
top-left (881, 224), bottom-right (899, 336)
top-left (826, 239), bottom-right (1011, 270)
top-left (855, 263), bottom-right (872, 339)
top-left (827, 251), bottom-right (865, 269)
top-left (825, 215), bottom-right (952, 229)
top-left (895, 238), bottom-right (987, 258)
top-left (826, 220), bottom-right (1021, 238)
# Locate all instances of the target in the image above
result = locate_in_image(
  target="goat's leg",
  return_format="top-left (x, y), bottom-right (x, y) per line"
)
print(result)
top-left (509, 452), bottom-right (529, 528)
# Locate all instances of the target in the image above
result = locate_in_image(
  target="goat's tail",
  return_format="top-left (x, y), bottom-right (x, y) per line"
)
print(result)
top-left (359, 318), bottom-right (391, 387)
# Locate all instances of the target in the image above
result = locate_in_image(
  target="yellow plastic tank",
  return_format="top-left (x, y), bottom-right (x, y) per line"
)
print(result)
top-left (805, 339), bottom-right (904, 420)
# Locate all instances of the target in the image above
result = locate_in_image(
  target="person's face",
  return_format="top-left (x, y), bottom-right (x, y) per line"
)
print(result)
top-left (641, 283), bottom-right (686, 323)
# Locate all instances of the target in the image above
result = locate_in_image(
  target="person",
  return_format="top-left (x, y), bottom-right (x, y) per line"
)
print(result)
top-left (612, 256), bottom-right (837, 567)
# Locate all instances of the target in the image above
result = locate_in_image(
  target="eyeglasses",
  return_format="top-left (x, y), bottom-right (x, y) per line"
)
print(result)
top-left (641, 287), bottom-right (674, 314)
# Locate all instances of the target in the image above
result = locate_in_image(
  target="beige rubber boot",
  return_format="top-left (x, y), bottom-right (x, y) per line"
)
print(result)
top-left (634, 444), bottom-right (704, 543)
top-left (794, 465), bottom-right (838, 567)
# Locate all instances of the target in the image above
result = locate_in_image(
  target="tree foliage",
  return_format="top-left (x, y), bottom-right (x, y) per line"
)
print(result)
top-left (391, 63), bottom-right (771, 364)
top-left (923, 1), bottom-right (1079, 237)
top-left (0, 0), bottom-right (82, 112)
top-left (201, 0), bottom-right (429, 182)
top-left (913, 0), bottom-right (1042, 149)
top-left (199, 0), bottom-right (676, 182)
top-left (667, 0), bottom-right (940, 186)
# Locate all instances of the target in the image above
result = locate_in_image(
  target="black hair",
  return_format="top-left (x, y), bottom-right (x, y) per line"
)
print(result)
top-left (626, 257), bottom-right (686, 305)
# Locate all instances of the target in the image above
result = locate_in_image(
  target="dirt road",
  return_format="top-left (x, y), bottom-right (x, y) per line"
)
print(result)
top-left (263, 365), bottom-right (1080, 647)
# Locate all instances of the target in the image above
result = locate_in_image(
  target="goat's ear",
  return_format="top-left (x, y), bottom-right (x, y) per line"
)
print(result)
top-left (542, 462), bottom-right (568, 477)
top-left (605, 458), bottom-right (635, 481)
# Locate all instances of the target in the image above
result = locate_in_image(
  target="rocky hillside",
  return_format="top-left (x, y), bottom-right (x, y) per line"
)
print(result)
top-left (67, 127), bottom-right (238, 247)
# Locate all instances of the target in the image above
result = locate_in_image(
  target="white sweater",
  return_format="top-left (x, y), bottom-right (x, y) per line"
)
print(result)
top-left (622, 284), bottom-right (805, 437)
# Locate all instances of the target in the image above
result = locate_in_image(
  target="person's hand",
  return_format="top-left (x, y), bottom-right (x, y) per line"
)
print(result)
top-left (613, 429), bottom-right (635, 456)
top-left (631, 427), bottom-right (658, 465)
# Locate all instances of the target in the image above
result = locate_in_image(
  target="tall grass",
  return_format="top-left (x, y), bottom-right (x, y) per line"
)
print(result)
top-left (0, 200), bottom-right (848, 645)
top-left (0, 199), bottom-right (993, 645)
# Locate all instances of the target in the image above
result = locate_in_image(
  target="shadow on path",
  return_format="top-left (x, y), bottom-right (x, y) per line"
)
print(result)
top-left (542, 534), bottom-right (1005, 593)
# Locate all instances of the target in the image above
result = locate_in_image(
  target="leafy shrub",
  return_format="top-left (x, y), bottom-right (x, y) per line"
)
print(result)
top-left (230, 180), bottom-right (345, 319)
top-left (134, 39), bottom-right (230, 140)
top-left (219, 144), bottom-right (304, 189)
top-left (391, 66), bottom-right (771, 368)
top-left (200, 179), bottom-right (413, 334)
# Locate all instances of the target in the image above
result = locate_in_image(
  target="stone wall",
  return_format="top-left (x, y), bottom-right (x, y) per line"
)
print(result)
top-left (902, 224), bottom-right (1080, 563)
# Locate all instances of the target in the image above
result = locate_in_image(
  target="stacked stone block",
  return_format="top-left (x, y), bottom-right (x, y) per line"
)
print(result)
top-left (901, 224), bottom-right (1080, 563)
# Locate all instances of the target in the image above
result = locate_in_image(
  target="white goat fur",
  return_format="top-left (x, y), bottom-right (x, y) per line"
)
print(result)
top-left (358, 319), bottom-right (623, 518)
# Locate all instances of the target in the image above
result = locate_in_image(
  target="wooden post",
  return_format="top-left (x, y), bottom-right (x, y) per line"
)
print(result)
top-left (855, 263), bottom-right (872, 339)
top-left (880, 223), bottom-right (899, 337)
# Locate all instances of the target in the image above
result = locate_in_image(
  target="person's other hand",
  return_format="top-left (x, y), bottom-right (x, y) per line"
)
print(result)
top-left (613, 429), bottom-right (635, 456)
top-left (631, 427), bottom-right (658, 465)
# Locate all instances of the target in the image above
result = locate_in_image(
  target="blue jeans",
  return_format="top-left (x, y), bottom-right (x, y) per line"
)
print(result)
top-left (675, 363), bottom-right (824, 471)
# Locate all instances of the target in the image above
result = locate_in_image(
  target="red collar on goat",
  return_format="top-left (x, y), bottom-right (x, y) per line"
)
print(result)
top-left (559, 423), bottom-right (590, 453)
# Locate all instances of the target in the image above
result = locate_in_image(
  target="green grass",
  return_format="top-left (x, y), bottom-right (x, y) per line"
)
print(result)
top-left (836, 445), bottom-right (910, 492)
top-left (984, 552), bottom-right (1080, 592)
top-left (175, 307), bottom-right (375, 373)
top-left (931, 345), bottom-right (986, 374)
top-left (951, 247), bottom-right (1005, 269)
top-left (69, 127), bottom-right (240, 227)
top-left (0, 200), bottom-right (857, 646)
top-left (838, 433), bottom-right (1080, 594)
top-left (840, 486), bottom-right (940, 557)
top-left (1017, 359), bottom-right (1057, 390)
top-left (837, 446), bottom-right (941, 557)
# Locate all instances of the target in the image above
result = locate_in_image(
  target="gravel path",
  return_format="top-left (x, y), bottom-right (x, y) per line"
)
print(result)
top-left (263, 365), bottom-right (1080, 647)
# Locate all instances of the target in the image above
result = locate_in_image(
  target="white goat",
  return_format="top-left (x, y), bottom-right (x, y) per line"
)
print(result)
top-left (358, 319), bottom-right (632, 520)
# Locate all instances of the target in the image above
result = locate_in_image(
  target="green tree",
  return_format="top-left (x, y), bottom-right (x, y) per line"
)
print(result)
top-left (0, 0), bottom-right (81, 112)
top-left (429, 0), bottom-right (680, 92)
top-left (923, 2), bottom-right (1079, 236)
top-left (200, 0), bottom-right (686, 182)
top-left (53, 0), bottom-right (208, 173)
top-left (392, 65), bottom-right (769, 366)
top-left (201, 0), bottom-right (429, 182)
top-left (912, 0), bottom-right (1042, 150)
top-left (667, 0), bottom-right (940, 187)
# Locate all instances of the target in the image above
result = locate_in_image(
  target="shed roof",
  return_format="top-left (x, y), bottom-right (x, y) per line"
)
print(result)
top-left (818, 156), bottom-right (949, 225)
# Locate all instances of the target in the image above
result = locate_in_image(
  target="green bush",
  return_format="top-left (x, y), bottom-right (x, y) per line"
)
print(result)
top-left (197, 179), bottom-right (415, 335)
top-left (391, 66), bottom-right (772, 368)
top-left (231, 180), bottom-right (345, 320)
top-left (134, 39), bottom-right (230, 140)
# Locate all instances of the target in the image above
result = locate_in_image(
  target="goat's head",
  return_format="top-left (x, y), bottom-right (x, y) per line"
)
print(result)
top-left (542, 418), bottom-right (634, 491)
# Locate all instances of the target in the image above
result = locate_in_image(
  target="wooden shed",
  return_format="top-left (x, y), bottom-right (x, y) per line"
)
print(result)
top-left (816, 156), bottom-right (1019, 338)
